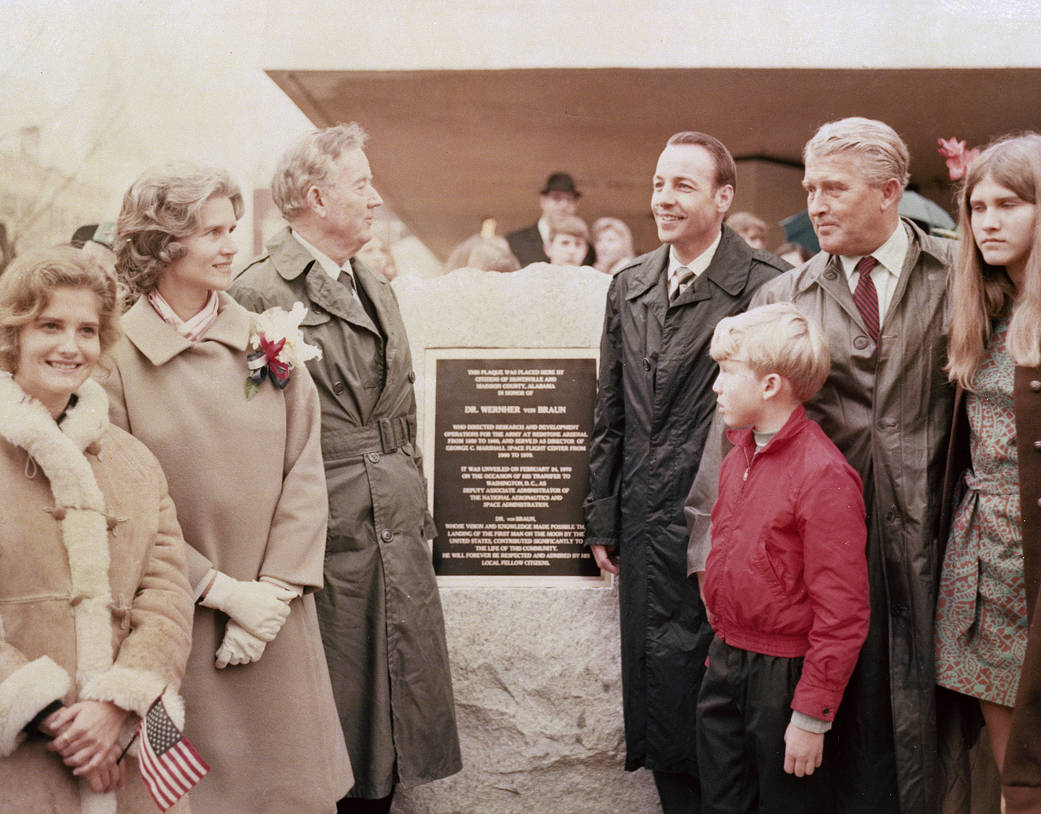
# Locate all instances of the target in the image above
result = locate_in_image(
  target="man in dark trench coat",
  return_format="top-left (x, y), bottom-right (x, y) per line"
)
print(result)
top-left (583, 131), bottom-right (787, 812)
top-left (231, 122), bottom-right (461, 813)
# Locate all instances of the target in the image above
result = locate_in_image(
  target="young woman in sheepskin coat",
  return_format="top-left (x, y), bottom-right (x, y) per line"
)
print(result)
top-left (0, 247), bottom-right (194, 814)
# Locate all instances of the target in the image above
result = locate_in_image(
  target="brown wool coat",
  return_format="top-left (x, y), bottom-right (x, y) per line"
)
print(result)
top-left (0, 375), bottom-right (193, 814)
top-left (1004, 368), bottom-right (1041, 812)
top-left (102, 293), bottom-right (352, 814)
top-left (232, 228), bottom-right (461, 798)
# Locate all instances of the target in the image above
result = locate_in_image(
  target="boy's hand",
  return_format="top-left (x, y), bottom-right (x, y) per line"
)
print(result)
top-left (783, 723), bottom-right (824, 777)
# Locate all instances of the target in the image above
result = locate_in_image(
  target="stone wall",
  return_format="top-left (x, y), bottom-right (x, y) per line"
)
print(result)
top-left (395, 586), bottom-right (657, 814)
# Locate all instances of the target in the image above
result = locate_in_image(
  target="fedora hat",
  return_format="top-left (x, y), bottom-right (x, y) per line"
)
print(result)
top-left (540, 172), bottom-right (581, 197)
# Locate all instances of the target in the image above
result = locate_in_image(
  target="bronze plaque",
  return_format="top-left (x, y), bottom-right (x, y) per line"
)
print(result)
top-left (432, 355), bottom-right (598, 577)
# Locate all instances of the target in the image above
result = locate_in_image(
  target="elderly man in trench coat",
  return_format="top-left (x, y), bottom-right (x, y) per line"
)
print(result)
top-left (231, 123), bottom-right (461, 813)
top-left (687, 118), bottom-right (959, 813)
top-left (584, 131), bottom-right (787, 813)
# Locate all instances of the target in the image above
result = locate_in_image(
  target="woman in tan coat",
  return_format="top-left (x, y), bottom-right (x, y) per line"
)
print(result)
top-left (103, 164), bottom-right (352, 813)
top-left (0, 247), bottom-right (194, 814)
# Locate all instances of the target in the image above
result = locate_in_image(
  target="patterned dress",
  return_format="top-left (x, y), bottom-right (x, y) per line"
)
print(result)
top-left (936, 319), bottom-right (1027, 706)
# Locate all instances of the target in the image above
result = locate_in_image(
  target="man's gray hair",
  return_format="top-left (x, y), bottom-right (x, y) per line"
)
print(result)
top-left (271, 122), bottom-right (369, 221)
top-left (803, 117), bottom-right (910, 189)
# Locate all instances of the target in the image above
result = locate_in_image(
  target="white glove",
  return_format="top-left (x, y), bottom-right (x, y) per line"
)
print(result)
top-left (215, 620), bottom-right (266, 669)
top-left (199, 571), bottom-right (295, 641)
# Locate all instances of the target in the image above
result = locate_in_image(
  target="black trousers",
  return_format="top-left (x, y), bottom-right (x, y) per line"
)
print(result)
top-left (697, 637), bottom-right (829, 814)
top-left (336, 792), bottom-right (394, 814)
top-left (652, 769), bottom-right (701, 813)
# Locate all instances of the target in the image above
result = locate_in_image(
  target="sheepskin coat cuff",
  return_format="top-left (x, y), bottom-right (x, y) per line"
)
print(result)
top-left (0, 655), bottom-right (71, 756)
top-left (80, 664), bottom-right (168, 720)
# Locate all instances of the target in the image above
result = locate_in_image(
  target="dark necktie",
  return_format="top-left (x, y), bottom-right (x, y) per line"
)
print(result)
top-left (669, 266), bottom-right (695, 302)
top-left (853, 256), bottom-right (880, 344)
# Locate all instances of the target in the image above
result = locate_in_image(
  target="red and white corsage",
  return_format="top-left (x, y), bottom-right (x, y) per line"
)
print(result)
top-left (245, 302), bottom-right (322, 399)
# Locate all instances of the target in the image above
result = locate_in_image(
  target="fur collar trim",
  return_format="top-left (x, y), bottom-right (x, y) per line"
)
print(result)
top-left (0, 372), bottom-right (107, 509)
top-left (0, 372), bottom-right (114, 682)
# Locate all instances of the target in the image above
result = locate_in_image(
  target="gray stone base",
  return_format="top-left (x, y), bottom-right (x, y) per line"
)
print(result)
top-left (393, 584), bottom-right (659, 814)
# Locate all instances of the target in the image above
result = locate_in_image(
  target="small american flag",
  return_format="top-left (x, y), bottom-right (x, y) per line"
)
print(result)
top-left (136, 696), bottom-right (209, 811)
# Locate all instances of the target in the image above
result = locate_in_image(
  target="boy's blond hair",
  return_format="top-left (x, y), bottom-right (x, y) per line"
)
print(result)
top-left (710, 303), bottom-right (830, 402)
top-left (547, 213), bottom-right (590, 243)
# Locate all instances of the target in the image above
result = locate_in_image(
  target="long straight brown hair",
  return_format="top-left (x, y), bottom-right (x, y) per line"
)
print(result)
top-left (948, 133), bottom-right (1041, 389)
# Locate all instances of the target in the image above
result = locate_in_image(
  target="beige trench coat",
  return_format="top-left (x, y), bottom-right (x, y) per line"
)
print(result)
top-left (0, 374), bottom-right (193, 814)
top-left (232, 229), bottom-right (461, 798)
top-left (102, 293), bottom-right (352, 814)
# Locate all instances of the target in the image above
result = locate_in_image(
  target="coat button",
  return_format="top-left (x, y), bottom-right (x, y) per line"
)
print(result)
top-left (643, 357), bottom-right (651, 370)
top-left (408, 370), bottom-right (416, 383)
top-left (824, 269), bottom-right (838, 280)
top-left (380, 529), bottom-right (393, 542)
top-left (1031, 380), bottom-right (1041, 392)
top-left (367, 452), bottom-right (381, 463)
top-left (1034, 440), bottom-right (1041, 451)
top-left (853, 336), bottom-right (869, 350)
top-left (333, 381), bottom-right (346, 395)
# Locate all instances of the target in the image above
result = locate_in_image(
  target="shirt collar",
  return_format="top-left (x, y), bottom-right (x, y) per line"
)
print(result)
top-left (291, 229), bottom-right (353, 283)
top-left (537, 216), bottom-right (550, 244)
top-left (839, 221), bottom-right (909, 282)
top-left (668, 231), bottom-right (722, 280)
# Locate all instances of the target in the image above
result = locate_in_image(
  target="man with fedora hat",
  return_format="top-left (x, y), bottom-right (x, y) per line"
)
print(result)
top-left (507, 171), bottom-right (597, 266)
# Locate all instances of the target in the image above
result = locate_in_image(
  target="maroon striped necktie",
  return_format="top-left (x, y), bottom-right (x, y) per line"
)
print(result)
top-left (853, 255), bottom-right (880, 344)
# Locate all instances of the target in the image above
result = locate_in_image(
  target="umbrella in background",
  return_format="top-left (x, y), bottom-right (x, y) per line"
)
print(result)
top-left (781, 190), bottom-right (957, 255)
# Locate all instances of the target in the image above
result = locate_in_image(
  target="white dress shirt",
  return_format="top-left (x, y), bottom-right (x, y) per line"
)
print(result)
top-left (667, 231), bottom-right (722, 295)
top-left (291, 229), bottom-right (360, 300)
top-left (838, 222), bottom-right (909, 322)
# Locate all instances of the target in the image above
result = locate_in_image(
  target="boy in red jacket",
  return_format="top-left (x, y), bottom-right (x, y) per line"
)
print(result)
top-left (695, 302), bottom-right (869, 813)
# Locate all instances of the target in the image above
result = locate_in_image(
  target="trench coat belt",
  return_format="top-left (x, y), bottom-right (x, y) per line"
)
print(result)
top-left (321, 415), bottom-right (413, 459)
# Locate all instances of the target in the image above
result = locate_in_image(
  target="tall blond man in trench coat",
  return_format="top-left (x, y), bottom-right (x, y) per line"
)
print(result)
top-left (231, 123), bottom-right (461, 814)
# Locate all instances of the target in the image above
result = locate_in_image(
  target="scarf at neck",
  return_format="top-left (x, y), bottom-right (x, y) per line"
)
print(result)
top-left (148, 289), bottom-right (220, 343)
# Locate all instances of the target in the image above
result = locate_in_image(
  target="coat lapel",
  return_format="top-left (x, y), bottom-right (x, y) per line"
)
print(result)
top-left (122, 293), bottom-right (251, 366)
top-left (807, 253), bottom-right (867, 333)
top-left (303, 264), bottom-right (381, 337)
top-left (626, 244), bottom-right (669, 330)
top-left (682, 226), bottom-right (752, 305)
top-left (354, 258), bottom-right (403, 416)
top-left (266, 227), bottom-right (381, 336)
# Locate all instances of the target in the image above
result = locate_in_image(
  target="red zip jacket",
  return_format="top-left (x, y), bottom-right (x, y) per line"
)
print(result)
top-left (703, 405), bottom-right (869, 721)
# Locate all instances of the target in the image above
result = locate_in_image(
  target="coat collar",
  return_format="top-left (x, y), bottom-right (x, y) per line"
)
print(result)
top-left (266, 226), bottom-right (388, 338)
top-left (625, 225), bottom-right (754, 304)
top-left (122, 291), bottom-right (252, 366)
top-left (0, 372), bottom-right (108, 507)
top-left (725, 404), bottom-right (809, 456)
top-left (266, 226), bottom-right (319, 282)
top-left (793, 218), bottom-right (947, 299)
